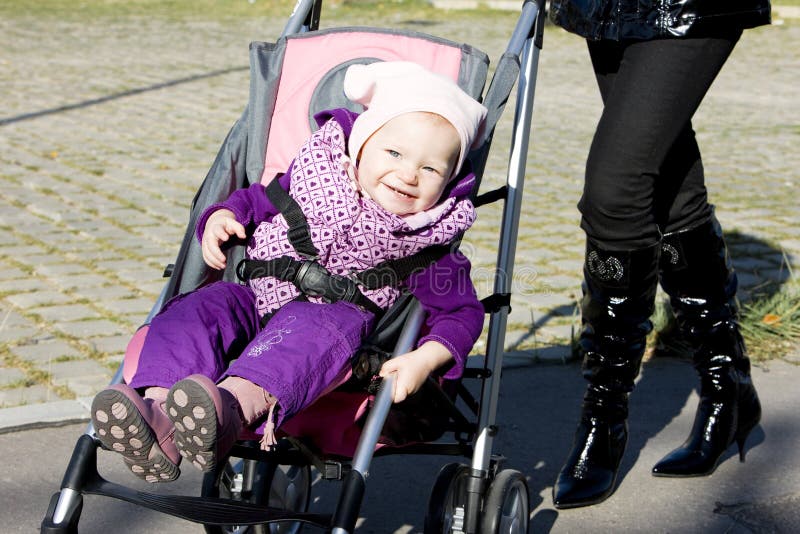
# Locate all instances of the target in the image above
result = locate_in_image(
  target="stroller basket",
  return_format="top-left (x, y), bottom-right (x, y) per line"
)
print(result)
top-left (41, 1), bottom-right (546, 533)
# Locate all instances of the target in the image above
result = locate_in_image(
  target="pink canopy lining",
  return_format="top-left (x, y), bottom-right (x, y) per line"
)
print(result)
top-left (260, 30), bottom-right (463, 183)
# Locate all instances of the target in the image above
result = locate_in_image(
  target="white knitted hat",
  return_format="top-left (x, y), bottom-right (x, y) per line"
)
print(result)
top-left (344, 61), bottom-right (487, 178)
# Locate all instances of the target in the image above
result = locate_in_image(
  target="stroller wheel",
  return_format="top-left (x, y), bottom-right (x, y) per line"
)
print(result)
top-left (202, 453), bottom-right (311, 534)
top-left (424, 463), bottom-right (471, 534)
top-left (267, 463), bottom-right (312, 533)
top-left (479, 469), bottom-right (529, 534)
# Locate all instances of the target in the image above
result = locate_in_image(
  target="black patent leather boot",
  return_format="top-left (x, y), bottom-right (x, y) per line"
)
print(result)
top-left (553, 241), bottom-right (660, 509)
top-left (652, 216), bottom-right (761, 477)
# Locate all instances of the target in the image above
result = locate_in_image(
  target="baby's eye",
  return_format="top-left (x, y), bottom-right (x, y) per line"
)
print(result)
top-left (422, 166), bottom-right (441, 175)
top-left (387, 149), bottom-right (400, 158)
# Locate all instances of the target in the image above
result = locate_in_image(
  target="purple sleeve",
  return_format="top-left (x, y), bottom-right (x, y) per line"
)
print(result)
top-left (195, 175), bottom-right (290, 242)
top-left (405, 250), bottom-right (485, 379)
top-left (195, 111), bottom-right (354, 242)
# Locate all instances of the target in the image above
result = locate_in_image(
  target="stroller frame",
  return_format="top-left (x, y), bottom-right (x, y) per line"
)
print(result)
top-left (41, 1), bottom-right (546, 532)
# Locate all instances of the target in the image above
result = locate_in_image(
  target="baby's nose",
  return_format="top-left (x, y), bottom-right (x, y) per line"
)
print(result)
top-left (396, 164), bottom-right (418, 184)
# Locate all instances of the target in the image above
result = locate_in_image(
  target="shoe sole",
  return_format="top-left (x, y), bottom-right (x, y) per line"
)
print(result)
top-left (166, 379), bottom-right (220, 472)
top-left (91, 389), bottom-right (180, 483)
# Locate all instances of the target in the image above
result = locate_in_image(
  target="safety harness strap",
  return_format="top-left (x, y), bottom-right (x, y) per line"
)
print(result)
top-left (353, 243), bottom-right (453, 289)
top-left (265, 178), bottom-right (319, 259)
top-left (246, 178), bottom-right (455, 317)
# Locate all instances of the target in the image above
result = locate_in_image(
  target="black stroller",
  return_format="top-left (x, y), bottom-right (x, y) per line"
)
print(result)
top-left (41, 1), bottom-right (546, 532)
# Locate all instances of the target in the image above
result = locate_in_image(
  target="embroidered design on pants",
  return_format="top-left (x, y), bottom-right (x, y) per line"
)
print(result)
top-left (247, 315), bottom-right (296, 357)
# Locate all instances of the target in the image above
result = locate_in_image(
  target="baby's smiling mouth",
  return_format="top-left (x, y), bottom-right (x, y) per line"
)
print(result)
top-left (384, 183), bottom-right (415, 199)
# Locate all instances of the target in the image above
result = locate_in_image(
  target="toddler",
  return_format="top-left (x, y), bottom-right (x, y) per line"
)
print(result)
top-left (90, 61), bottom-right (487, 483)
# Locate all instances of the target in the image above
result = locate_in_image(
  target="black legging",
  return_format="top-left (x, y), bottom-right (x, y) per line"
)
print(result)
top-left (578, 31), bottom-right (742, 250)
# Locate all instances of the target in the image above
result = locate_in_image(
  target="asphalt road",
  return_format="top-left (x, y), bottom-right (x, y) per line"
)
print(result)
top-left (4, 357), bottom-right (799, 533)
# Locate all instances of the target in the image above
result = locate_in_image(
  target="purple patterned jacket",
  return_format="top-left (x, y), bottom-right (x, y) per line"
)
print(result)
top-left (197, 109), bottom-right (484, 378)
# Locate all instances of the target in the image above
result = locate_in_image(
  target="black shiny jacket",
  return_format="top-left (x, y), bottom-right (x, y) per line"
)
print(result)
top-left (549, 0), bottom-right (771, 41)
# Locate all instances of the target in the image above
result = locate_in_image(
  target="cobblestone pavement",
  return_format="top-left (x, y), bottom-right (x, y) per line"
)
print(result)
top-left (0, 5), bottom-right (798, 424)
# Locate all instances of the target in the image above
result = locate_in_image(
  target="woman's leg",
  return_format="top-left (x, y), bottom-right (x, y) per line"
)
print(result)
top-left (554, 32), bottom-right (741, 509)
top-left (628, 35), bottom-right (762, 478)
top-left (654, 215), bottom-right (761, 476)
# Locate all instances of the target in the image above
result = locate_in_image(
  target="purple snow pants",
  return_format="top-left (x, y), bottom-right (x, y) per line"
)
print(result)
top-left (128, 281), bottom-right (375, 428)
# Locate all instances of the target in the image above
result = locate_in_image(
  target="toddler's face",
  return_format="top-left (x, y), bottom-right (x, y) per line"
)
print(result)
top-left (355, 112), bottom-right (460, 216)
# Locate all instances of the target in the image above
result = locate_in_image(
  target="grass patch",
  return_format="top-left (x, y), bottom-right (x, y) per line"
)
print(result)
top-left (51, 355), bottom-right (81, 363)
top-left (646, 281), bottom-right (800, 363)
top-left (559, 281), bottom-right (800, 364)
top-left (1, 0), bottom-right (514, 25)
top-left (0, 378), bottom-right (40, 389)
top-left (0, 0), bottom-right (295, 21)
top-left (739, 282), bottom-right (800, 363)
top-left (0, 351), bottom-right (72, 398)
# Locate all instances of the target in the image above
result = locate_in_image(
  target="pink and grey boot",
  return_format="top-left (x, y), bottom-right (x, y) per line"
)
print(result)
top-left (165, 374), bottom-right (244, 472)
top-left (91, 383), bottom-right (180, 483)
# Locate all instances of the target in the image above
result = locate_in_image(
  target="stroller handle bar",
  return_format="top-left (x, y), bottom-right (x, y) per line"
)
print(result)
top-left (507, 0), bottom-right (546, 56)
top-left (332, 300), bottom-right (425, 534)
top-left (282, 0), bottom-right (322, 36)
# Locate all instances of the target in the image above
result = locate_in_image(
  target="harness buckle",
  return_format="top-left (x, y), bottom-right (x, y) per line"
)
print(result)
top-left (346, 269), bottom-right (365, 287)
top-left (294, 260), bottom-right (357, 303)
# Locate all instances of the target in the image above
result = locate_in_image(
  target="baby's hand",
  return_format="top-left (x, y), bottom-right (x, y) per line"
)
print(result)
top-left (379, 351), bottom-right (434, 403)
top-left (379, 342), bottom-right (453, 403)
top-left (201, 209), bottom-right (246, 270)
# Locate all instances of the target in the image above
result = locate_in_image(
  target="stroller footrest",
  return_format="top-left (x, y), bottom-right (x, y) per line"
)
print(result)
top-left (83, 476), bottom-right (331, 528)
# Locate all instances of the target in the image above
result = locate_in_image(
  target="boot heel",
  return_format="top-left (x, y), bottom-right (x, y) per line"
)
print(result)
top-left (736, 435), bottom-right (747, 462)
top-left (734, 395), bottom-right (761, 463)
top-left (734, 419), bottom-right (758, 463)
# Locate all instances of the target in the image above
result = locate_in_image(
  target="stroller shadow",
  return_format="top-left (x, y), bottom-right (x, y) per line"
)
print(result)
top-left (511, 230), bottom-right (791, 532)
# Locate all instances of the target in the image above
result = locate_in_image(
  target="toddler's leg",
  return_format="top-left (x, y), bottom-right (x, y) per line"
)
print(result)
top-left (128, 281), bottom-right (260, 389)
top-left (225, 300), bottom-right (374, 432)
top-left (166, 300), bottom-right (373, 471)
top-left (91, 383), bottom-right (180, 483)
top-left (165, 375), bottom-right (269, 471)
top-left (95, 281), bottom-right (259, 480)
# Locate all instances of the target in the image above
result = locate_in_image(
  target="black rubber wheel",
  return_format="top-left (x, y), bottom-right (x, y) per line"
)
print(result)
top-left (202, 455), bottom-right (311, 534)
top-left (424, 463), bottom-right (472, 533)
top-left (265, 463), bottom-right (312, 533)
top-left (479, 469), bottom-right (529, 534)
